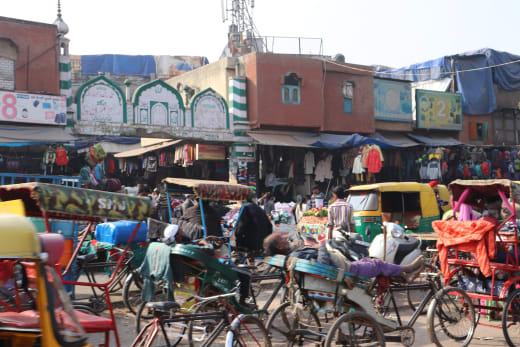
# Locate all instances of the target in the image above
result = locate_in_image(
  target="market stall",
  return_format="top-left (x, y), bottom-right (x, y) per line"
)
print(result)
top-left (296, 207), bottom-right (328, 242)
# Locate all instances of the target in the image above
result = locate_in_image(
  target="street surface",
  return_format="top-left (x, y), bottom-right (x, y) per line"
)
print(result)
top-left (76, 273), bottom-right (514, 346)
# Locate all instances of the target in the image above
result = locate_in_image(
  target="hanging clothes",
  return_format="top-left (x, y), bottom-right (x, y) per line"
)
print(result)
top-left (304, 151), bottom-right (315, 175)
top-left (426, 159), bottom-right (442, 180)
top-left (366, 148), bottom-right (383, 174)
top-left (352, 154), bottom-right (364, 174)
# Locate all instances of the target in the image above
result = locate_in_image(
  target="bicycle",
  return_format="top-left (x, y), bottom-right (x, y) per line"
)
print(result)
top-left (132, 290), bottom-right (271, 347)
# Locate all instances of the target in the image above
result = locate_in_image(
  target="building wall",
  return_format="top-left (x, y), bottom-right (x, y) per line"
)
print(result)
top-left (458, 114), bottom-right (494, 145)
top-left (375, 120), bottom-right (413, 132)
top-left (245, 53), bottom-right (323, 130)
top-left (166, 58), bottom-right (237, 104)
top-left (0, 17), bottom-right (59, 94)
top-left (322, 63), bottom-right (375, 133)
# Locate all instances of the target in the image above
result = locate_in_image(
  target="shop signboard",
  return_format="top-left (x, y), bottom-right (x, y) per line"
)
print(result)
top-left (416, 89), bottom-right (462, 130)
top-left (196, 144), bottom-right (226, 160)
top-left (374, 79), bottom-right (412, 122)
top-left (77, 76), bottom-right (126, 123)
top-left (0, 91), bottom-right (66, 125)
top-left (133, 80), bottom-right (184, 126)
top-left (191, 89), bottom-right (229, 129)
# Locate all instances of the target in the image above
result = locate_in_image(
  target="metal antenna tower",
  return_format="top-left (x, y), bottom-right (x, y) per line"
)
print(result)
top-left (221, 0), bottom-right (264, 56)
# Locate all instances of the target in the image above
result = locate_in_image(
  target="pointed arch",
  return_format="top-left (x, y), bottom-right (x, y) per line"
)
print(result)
top-left (190, 88), bottom-right (229, 129)
top-left (76, 75), bottom-right (127, 123)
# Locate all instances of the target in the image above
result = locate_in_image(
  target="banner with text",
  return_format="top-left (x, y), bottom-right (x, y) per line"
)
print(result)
top-left (416, 89), bottom-right (463, 130)
top-left (0, 91), bottom-right (66, 125)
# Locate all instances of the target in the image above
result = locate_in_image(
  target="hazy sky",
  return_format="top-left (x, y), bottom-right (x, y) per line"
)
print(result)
top-left (3, 0), bottom-right (520, 67)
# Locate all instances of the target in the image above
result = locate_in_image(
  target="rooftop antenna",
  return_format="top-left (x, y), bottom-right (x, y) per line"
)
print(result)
top-left (221, 0), bottom-right (264, 56)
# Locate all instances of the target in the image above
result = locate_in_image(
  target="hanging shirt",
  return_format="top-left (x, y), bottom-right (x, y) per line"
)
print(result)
top-left (366, 149), bottom-right (383, 174)
top-left (304, 152), bottom-right (315, 175)
top-left (481, 161), bottom-right (490, 176)
top-left (352, 154), bottom-right (364, 174)
top-left (426, 160), bottom-right (442, 180)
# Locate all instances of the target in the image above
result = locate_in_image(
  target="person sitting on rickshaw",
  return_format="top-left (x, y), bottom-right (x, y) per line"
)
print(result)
top-left (263, 233), bottom-right (425, 283)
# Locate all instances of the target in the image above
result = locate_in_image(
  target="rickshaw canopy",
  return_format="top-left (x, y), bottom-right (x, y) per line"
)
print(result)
top-left (162, 178), bottom-right (253, 201)
top-left (0, 183), bottom-right (153, 221)
top-left (348, 182), bottom-right (440, 218)
top-left (449, 179), bottom-right (520, 208)
top-left (0, 214), bottom-right (40, 258)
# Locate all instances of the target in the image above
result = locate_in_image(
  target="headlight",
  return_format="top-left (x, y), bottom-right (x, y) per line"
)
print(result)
top-left (386, 223), bottom-right (404, 238)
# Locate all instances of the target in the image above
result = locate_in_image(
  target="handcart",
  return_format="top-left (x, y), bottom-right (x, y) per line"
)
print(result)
top-left (0, 183), bottom-right (153, 346)
top-left (429, 179), bottom-right (520, 347)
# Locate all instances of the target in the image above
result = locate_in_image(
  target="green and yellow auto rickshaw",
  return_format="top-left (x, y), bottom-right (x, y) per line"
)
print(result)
top-left (347, 182), bottom-right (450, 242)
top-left (0, 212), bottom-right (90, 346)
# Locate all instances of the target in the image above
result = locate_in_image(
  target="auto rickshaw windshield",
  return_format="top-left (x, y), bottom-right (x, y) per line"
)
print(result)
top-left (347, 192), bottom-right (379, 211)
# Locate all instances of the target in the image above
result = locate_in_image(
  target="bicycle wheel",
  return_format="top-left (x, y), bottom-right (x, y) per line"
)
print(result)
top-left (135, 302), bottom-right (188, 347)
top-left (123, 272), bottom-right (144, 315)
top-left (132, 318), bottom-right (171, 347)
top-left (502, 288), bottom-right (520, 347)
top-left (406, 264), bottom-right (435, 313)
top-left (325, 311), bottom-right (385, 347)
top-left (427, 286), bottom-right (475, 347)
top-left (266, 301), bottom-right (321, 346)
top-left (187, 299), bottom-right (226, 346)
top-left (226, 314), bottom-right (271, 347)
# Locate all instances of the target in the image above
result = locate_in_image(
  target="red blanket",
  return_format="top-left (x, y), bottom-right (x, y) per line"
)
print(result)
top-left (433, 220), bottom-right (496, 277)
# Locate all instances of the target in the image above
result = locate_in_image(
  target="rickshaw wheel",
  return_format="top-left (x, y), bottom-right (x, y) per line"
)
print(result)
top-left (427, 286), bottom-right (475, 347)
top-left (325, 311), bottom-right (386, 347)
top-left (266, 302), bottom-right (321, 346)
top-left (502, 288), bottom-right (520, 347)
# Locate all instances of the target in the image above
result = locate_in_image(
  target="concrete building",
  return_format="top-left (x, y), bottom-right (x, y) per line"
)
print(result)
top-left (0, 16), bottom-right (61, 95)
top-left (167, 52), bottom-right (375, 134)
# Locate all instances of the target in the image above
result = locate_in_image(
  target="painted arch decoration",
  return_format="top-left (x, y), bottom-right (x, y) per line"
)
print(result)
top-left (132, 79), bottom-right (185, 126)
top-left (76, 76), bottom-right (127, 123)
top-left (190, 88), bottom-right (229, 130)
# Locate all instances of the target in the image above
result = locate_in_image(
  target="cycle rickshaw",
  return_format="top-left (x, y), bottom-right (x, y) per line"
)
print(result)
top-left (134, 178), bottom-right (282, 346)
top-left (0, 182), bottom-right (153, 346)
top-left (429, 179), bottom-right (520, 346)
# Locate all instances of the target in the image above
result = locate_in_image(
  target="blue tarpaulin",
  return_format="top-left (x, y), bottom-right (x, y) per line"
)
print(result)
top-left (81, 55), bottom-right (157, 76)
top-left (295, 133), bottom-right (366, 149)
top-left (364, 133), bottom-right (418, 148)
top-left (406, 134), bottom-right (461, 147)
top-left (374, 48), bottom-right (520, 115)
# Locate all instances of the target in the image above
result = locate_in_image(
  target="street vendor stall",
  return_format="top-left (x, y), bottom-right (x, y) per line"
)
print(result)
top-left (297, 207), bottom-right (329, 242)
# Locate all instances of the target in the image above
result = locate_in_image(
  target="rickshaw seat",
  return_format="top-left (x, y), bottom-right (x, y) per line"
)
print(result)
top-left (145, 301), bottom-right (180, 311)
top-left (70, 311), bottom-right (113, 332)
top-left (39, 233), bottom-right (65, 265)
top-left (404, 212), bottom-right (421, 230)
top-left (0, 311), bottom-right (39, 329)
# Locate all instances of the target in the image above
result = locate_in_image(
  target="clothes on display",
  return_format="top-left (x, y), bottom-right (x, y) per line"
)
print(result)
top-left (304, 151), bottom-right (315, 175)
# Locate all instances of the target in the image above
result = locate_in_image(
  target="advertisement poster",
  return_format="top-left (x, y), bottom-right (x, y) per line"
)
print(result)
top-left (196, 144), bottom-right (226, 160)
top-left (416, 89), bottom-right (463, 130)
top-left (374, 79), bottom-right (412, 122)
top-left (0, 91), bottom-right (66, 125)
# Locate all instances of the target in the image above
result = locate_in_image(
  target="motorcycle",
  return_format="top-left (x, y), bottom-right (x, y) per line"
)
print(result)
top-left (368, 222), bottom-right (422, 266)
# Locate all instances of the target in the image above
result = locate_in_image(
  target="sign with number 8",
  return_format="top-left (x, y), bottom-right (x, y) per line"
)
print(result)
top-left (2, 93), bottom-right (17, 119)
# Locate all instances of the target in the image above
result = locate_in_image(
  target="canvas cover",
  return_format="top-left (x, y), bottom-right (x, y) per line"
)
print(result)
top-left (0, 183), bottom-right (152, 221)
top-left (163, 178), bottom-right (252, 201)
top-left (448, 179), bottom-right (520, 207)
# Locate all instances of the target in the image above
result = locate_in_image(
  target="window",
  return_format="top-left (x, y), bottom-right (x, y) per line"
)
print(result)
top-left (282, 72), bottom-right (301, 104)
top-left (469, 121), bottom-right (488, 141)
top-left (347, 192), bottom-right (379, 211)
top-left (342, 81), bottom-right (354, 114)
top-left (494, 110), bottom-right (518, 145)
top-left (0, 38), bottom-right (18, 91)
